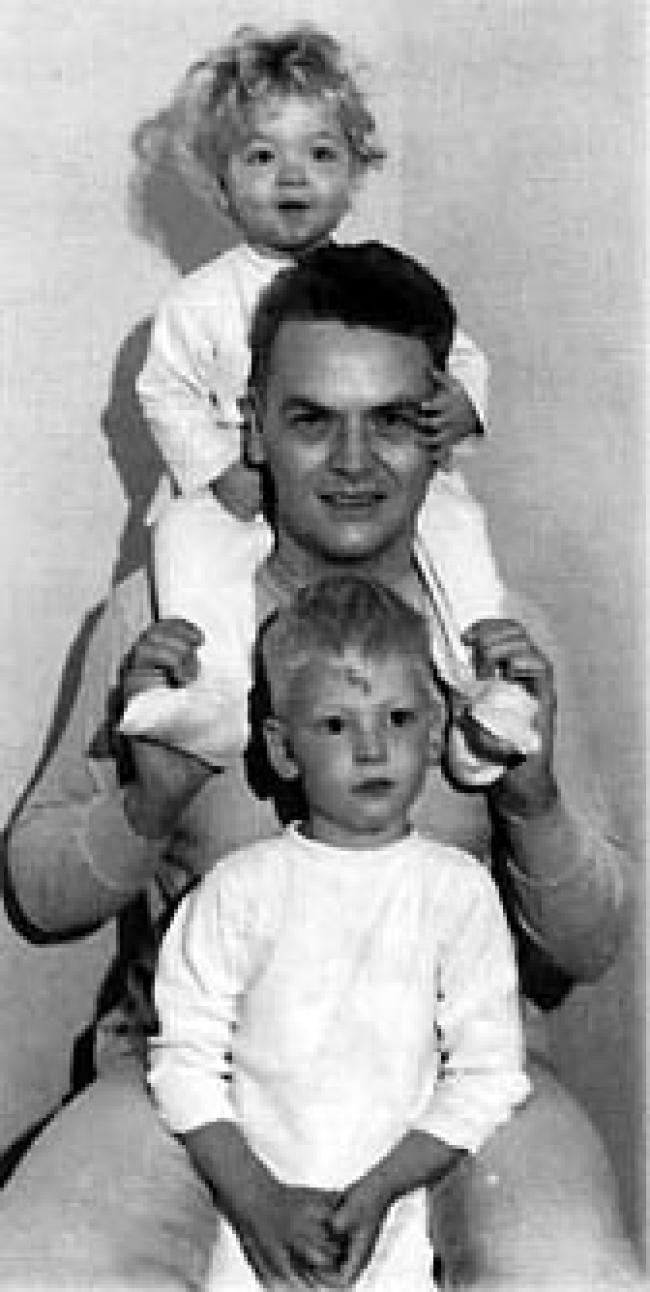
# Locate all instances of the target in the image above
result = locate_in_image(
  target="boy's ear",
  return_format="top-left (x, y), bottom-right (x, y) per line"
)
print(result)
top-left (426, 696), bottom-right (446, 766)
top-left (214, 174), bottom-right (231, 214)
top-left (263, 717), bottom-right (300, 781)
top-left (242, 390), bottom-right (265, 466)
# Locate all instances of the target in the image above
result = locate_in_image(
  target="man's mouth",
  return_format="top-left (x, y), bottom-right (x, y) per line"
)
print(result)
top-left (320, 489), bottom-right (386, 510)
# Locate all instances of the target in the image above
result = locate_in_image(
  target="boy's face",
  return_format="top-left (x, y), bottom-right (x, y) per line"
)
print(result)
top-left (266, 651), bottom-right (443, 849)
top-left (218, 92), bottom-right (357, 256)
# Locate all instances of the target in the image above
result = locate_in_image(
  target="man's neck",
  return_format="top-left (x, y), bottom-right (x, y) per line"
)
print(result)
top-left (268, 534), bottom-right (417, 597)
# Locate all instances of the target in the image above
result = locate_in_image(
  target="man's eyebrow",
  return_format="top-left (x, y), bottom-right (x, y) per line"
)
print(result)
top-left (281, 395), bottom-right (425, 413)
top-left (281, 397), bottom-right (335, 416)
top-left (371, 398), bottom-right (424, 416)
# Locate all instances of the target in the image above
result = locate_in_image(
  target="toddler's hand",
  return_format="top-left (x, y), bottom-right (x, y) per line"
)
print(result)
top-left (211, 461), bottom-right (262, 521)
top-left (415, 371), bottom-right (481, 466)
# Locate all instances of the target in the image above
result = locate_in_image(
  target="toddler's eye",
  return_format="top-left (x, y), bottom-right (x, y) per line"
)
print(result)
top-left (319, 715), bottom-right (345, 735)
top-left (389, 707), bottom-right (418, 728)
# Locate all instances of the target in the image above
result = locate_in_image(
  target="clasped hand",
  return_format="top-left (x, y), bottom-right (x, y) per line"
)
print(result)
top-left (235, 1173), bottom-right (389, 1288)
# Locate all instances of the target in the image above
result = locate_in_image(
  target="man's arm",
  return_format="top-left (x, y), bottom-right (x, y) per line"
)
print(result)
top-left (468, 600), bottom-right (634, 995)
top-left (4, 574), bottom-right (209, 940)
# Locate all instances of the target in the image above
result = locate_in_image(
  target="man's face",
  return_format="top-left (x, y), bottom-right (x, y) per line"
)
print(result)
top-left (252, 321), bottom-right (437, 574)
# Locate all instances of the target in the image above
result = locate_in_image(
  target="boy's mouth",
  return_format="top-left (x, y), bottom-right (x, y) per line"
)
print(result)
top-left (277, 198), bottom-right (311, 213)
top-left (352, 777), bottom-right (395, 798)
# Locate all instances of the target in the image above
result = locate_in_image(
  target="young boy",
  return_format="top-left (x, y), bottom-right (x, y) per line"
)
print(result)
top-left (148, 576), bottom-right (530, 1290)
top-left (135, 25), bottom-right (504, 625)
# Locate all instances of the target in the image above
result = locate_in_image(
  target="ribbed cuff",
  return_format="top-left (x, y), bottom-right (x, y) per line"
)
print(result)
top-left (84, 790), bottom-right (167, 893)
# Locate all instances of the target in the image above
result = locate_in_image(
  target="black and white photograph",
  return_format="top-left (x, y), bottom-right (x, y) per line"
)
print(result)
top-left (0, 2), bottom-right (645, 1288)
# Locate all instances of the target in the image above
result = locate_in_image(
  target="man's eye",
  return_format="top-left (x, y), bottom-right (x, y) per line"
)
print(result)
top-left (389, 707), bottom-right (418, 728)
top-left (371, 410), bottom-right (415, 441)
top-left (288, 410), bottom-right (331, 439)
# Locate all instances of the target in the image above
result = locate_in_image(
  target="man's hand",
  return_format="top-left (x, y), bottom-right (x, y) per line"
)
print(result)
top-left (461, 618), bottom-right (558, 814)
top-left (120, 618), bottom-right (212, 838)
top-left (232, 1176), bottom-right (342, 1288)
top-left (415, 371), bottom-right (481, 466)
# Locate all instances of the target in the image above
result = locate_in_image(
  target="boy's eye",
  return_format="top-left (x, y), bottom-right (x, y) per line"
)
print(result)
top-left (245, 146), bottom-right (275, 166)
top-left (311, 144), bottom-right (340, 163)
top-left (389, 707), bottom-right (418, 728)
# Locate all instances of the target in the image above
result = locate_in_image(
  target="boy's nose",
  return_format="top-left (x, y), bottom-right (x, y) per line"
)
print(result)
top-left (354, 720), bottom-right (388, 764)
top-left (277, 154), bottom-right (307, 185)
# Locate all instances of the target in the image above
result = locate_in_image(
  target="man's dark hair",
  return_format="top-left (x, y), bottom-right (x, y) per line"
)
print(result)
top-left (248, 241), bottom-right (456, 400)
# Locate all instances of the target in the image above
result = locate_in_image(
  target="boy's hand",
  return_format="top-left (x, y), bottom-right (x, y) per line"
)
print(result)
top-left (323, 1175), bottom-right (391, 1287)
top-left (233, 1176), bottom-right (342, 1287)
top-left (416, 371), bottom-right (481, 466)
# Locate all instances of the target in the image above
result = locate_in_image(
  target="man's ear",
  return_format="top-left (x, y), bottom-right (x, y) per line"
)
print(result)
top-left (242, 389), bottom-right (265, 467)
top-left (263, 717), bottom-right (300, 781)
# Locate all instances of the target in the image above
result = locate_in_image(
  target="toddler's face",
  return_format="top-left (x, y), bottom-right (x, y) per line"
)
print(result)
top-left (274, 650), bottom-right (443, 849)
top-left (218, 92), bottom-right (358, 256)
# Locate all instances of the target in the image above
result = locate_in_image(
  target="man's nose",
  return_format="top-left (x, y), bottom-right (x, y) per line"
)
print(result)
top-left (331, 415), bottom-right (373, 475)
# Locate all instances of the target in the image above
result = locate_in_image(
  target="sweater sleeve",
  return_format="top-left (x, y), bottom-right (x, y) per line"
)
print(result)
top-left (414, 866), bottom-right (530, 1154)
top-left (148, 857), bottom-right (274, 1134)
top-left (486, 592), bottom-right (635, 989)
top-left (137, 281), bottom-right (242, 493)
top-left (4, 575), bottom-right (169, 938)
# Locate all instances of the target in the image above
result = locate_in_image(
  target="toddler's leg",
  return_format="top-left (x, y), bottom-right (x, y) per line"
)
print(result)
top-left (428, 1058), bottom-right (643, 1290)
top-left (0, 1056), bottom-right (216, 1291)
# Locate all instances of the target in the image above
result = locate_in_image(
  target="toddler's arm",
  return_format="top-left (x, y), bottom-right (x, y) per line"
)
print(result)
top-left (138, 286), bottom-right (244, 495)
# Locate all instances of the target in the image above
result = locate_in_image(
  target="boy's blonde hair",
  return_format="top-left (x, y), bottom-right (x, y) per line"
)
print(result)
top-left (171, 25), bottom-right (386, 180)
top-left (260, 575), bottom-right (443, 722)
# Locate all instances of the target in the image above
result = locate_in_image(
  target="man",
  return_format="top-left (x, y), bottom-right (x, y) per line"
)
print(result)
top-left (1, 244), bottom-right (638, 1288)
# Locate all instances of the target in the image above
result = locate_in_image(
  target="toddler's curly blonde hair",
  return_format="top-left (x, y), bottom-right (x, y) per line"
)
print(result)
top-left (169, 25), bottom-right (386, 180)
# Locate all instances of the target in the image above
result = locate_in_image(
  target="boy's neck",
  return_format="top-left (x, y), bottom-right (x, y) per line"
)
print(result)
top-left (298, 817), bottom-right (412, 851)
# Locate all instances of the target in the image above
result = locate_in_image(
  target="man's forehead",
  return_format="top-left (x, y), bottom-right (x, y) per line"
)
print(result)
top-left (265, 320), bottom-right (434, 405)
